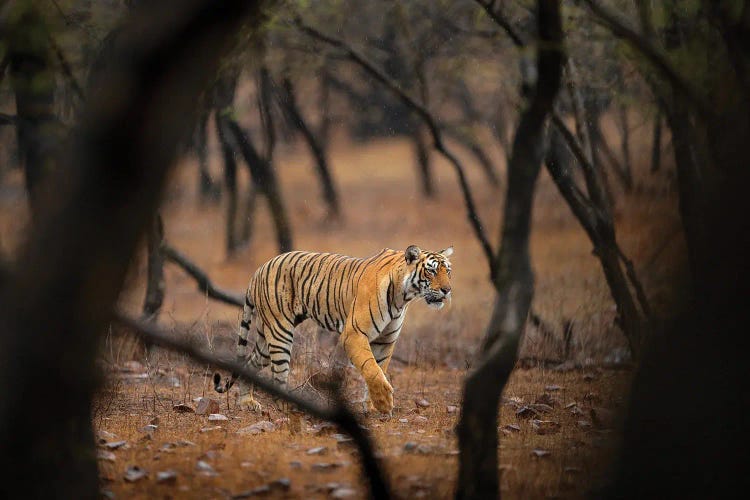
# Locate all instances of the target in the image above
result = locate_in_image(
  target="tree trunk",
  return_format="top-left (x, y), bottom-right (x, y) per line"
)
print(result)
top-left (546, 123), bottom-right (645, 356)
top-left (216, 113), bottom-right (239, 255)
top-left (5, 2), bottom-right (63, 216)
top-left (616, 102), bottom-right (633, 190)
top-left (225, 118), bottom-right (293, 253)
top-left (142, 213), bottom-right (165, 320)
top-left (0, 1), bottom-right (264, 497)
top-left (279, 77), bottom-right (341, 219)
top-left (457, 2), bottom-right (563, 498)
top-left (194, 110), bottom-right (219, 202)
top-left (413, 123), bottom-right (435, 198)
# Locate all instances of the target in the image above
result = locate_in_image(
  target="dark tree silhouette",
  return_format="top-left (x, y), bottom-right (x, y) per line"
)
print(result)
top-left (457, 2), bottom-right (564, 498)
top-left (0, 1), bottom-right (265, 496)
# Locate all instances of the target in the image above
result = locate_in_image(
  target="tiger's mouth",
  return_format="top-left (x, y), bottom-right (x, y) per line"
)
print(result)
top-left (425, 295), bottom-right (448, 309)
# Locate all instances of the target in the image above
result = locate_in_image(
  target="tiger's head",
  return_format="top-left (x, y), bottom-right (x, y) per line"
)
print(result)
top-left (404, 244), bottom-right (453, 310)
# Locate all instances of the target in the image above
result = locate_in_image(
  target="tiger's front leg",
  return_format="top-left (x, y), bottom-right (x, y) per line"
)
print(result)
top-left (341, 313), bottom-right (394, 414)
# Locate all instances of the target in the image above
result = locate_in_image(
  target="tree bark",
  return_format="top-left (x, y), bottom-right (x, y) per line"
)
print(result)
top-left (278, 76), bottom-right (341, 218)
top-left (0, 1), bottom-right (264, 497)
top-left (413, 123), bottom-right (435, 197)
top-left (142, 213), bottom-right (165, 320)
top-left (456, 2), bottom-right (564, 498)
top-left (225, 118), bottom-right (293, 253)
top-left (5, 1), bottom-right (64, 215)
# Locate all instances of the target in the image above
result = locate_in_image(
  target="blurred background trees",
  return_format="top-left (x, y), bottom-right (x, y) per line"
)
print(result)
top-left (1, 0), bottom-right (748, 498)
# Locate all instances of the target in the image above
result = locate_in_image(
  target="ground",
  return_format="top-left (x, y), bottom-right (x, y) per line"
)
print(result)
top-left (0, 113), bottom-right (683, 498)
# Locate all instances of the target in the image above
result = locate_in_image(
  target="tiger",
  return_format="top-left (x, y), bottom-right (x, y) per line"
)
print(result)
top-left (213, 244), bottom-right (453, 414)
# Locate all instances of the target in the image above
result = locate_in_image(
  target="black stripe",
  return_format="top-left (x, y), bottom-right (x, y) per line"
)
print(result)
top-left (240, 319), bottom-right (250, 329)
top-left (238, 337), bottom-right (248, 346)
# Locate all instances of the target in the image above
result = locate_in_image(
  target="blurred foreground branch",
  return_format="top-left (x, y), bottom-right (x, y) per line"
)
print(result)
top-left (114, 312), bottom-right (390, 500)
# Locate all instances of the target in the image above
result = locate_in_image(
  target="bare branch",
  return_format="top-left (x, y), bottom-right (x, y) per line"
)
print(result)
top-left (162, 242), bottom-right (244, 307)
top-left (580, 0), bottom-right (712, 117)
top-left (113, 312), bottom-right (391, 500)
top-left (474, 0), bottom-right (525, 47)
top-left (295, 20), bottom-right (496, 275)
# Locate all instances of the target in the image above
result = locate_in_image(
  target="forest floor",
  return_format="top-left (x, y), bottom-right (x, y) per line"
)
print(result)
top-left (1, 115), bottom-right (684, 498)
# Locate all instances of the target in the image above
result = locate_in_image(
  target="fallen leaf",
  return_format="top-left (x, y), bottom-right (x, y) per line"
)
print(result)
top-left (200, 426), bottom-right (222, 433)
top-left (124, 466), bottom-right (147, 482)
top-left (97, 430), bottom-right (118, 443)
top-left (531, 419), bottom-right (561, 435)
top-left (208, 413), bottom-right (229, 422)
top-left (331, 488), bottom-right (357, 498)
top-left (172, 403), bottom-right (194, 413)
top-left (534, 394), bottom-right (558, 407)
top-left (312, 462), bottom-right (343, 471)
top-left (237, 420), bottom-right (276, 435)
top-left (195, 397), bottom-right (220, 415)
top-left (97, 450), bottom-right (116, 462)
top-left (104, 440), bottom-right (128, 450)
top-left (196, 460), bottom-right (216, 475)
top-left (156, 470), bottom-right (177, 484)
top-left (306, 446), bottom-right (327, 455)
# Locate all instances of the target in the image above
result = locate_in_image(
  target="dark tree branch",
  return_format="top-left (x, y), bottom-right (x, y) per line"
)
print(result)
top-left (296, 20), bottom-right (496, 275)
top-left (161, 242), bottom-right (244, 307)
top-left (113, 313), bottom-right (391, 500)
top-left (474, 0), bottom-right (525, 47)
top-left (581, 0), bottom-right (712, 117)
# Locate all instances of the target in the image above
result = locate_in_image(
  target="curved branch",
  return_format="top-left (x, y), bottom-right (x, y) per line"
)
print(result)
top-left (161, 242), bottom-right (244, 307)
top-left (113, 313), bottom-right (391, 500)
top-left (295, 20), bottom-right (496, 274)
top-left (474, 0), bottom-right (525, 47)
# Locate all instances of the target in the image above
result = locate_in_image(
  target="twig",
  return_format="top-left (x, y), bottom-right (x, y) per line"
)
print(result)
top-left (161, 242), bottom-right (244, 307)
top-left (295, 20), bottom-right (496, 275)
top-left (474, 0), bottom-right (525, 47)
top-left (113, 312), bottom-right (391, 500)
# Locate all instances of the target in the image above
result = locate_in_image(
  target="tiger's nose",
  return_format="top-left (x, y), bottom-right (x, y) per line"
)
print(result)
top-left (441, 286), bottom-right (451, 295)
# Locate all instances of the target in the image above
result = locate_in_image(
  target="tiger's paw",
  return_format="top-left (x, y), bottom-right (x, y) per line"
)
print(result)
top-left (366, 374), bottom-right (394, 414)
top-left (238, 394), bottom-right (262, 412)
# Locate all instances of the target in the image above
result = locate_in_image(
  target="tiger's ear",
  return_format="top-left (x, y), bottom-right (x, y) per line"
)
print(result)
top-left (405, 245), bottom-right (421, 264)
top-left (439, 246), bottom-right (454, 257)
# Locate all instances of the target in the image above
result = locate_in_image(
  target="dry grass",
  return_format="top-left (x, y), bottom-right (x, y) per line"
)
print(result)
top-left (0, 114), bottom-right (684, 498)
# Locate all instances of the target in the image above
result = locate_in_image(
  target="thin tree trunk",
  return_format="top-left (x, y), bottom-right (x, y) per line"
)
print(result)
top-left (446, 127), bottom-right (501, 187)
top-left (142, 213), bottom-right (165, 320)
top-left (457, 2), bottom-right (563, 498)
top-left (547, 120), bottom-right (646, 355)
top-left (616, 102), bottom-right (633, 190)
top-left (279, 77), bottom-right (341, 218)
top-left (225, 118), bottom-right (293, 253)
top-left (413, 123), bottom-right (435, 197)
top-left (216, 113), bottom-right (239, 255)
top-left (5, 2), bottom-right (63, 216)
top-left (194, 110), bottom-right (219, 202)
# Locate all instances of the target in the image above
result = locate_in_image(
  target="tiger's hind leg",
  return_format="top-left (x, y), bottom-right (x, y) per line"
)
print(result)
top-left (266, 321), bottom-right (295, 411)
top-left (237, 305), bottom-right (270, 412)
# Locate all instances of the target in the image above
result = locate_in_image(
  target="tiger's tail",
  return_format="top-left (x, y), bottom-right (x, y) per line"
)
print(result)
top-left (214, 296), bottom-right (253, 394)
